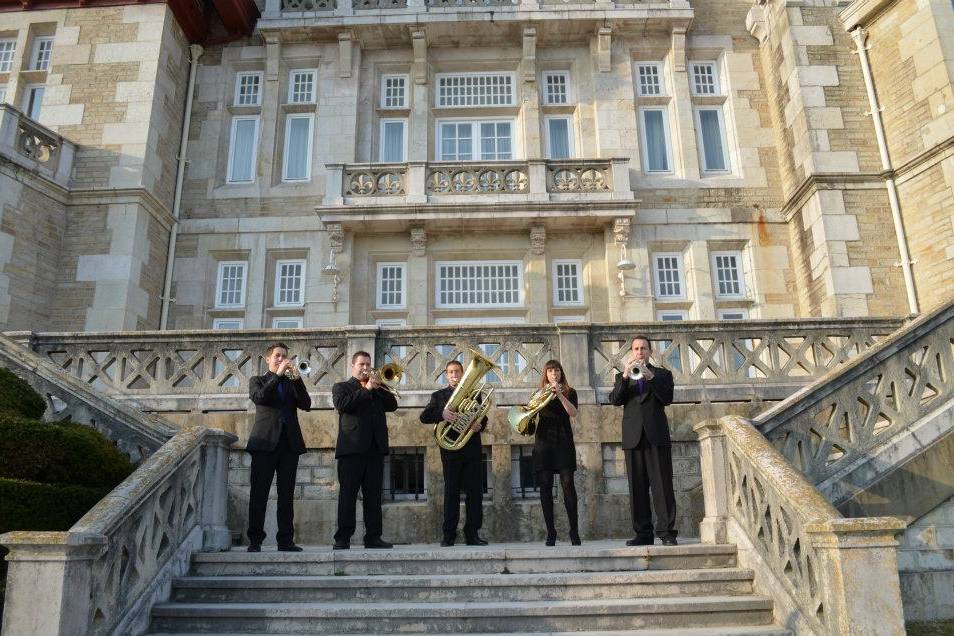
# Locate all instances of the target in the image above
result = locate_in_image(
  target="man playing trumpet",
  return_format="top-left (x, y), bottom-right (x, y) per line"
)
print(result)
top-left (331, 351), bottom-right (398, 550)
top-left (420, 360), bottom-right (489, 547)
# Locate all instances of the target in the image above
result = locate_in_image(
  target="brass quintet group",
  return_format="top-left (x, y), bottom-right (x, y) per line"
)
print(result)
top-left (245, 336), bottom-right (677, 552)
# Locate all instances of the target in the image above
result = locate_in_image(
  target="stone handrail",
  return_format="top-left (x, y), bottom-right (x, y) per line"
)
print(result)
top-left (275, 0), bottom-right (676, 14)
top-left (695, 415), bottom-right (906, 635)
top-left (344, 164), bottom-right (407, 196)
top-left (426, 161), bottom-right (530, 194)
top-left (0, 104), bottom-right (74, 188)
top-left (0, 332), bottom-right (173, 462)
top-left (754, 296), bottom-right (954, 493)
top-left (0, 426), bottom-right (236, 636)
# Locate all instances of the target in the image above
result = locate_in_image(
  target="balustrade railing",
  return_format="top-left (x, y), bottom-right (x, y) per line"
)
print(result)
top-left (0, 105), bottom-right (74, 187)
top-left (282, 0), bottom-right (335, 9)
top-left (426, 162), bottom-right (530, 194)
top-left (354, 0), bottom-right (406, 6)
top-left (345, 164), bottom-right (407, 196)
top-left (276, 0), bottom-right (667, 13)
top-left (547, 160), bottom-right (613, 193)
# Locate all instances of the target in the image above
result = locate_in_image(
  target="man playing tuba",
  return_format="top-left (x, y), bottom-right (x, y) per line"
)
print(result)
top-left (420, 359), bottom-right (489, 547)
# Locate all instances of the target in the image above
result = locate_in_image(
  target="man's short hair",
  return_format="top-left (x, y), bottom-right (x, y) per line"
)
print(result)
top-left (265, 342), bottom-right (288, 357)
top-left (632, 335), bottom-right (652, 350)
top-left (351, 350), bottom-right (372, 364)
top-left (445, 360), bottom-right (464, 372)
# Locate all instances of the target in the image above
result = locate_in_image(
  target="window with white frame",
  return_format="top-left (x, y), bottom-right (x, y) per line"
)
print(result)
top-left (0, 40), bottom-right (15, 73)
top-left (552, 260), bottom-right (583, 306)
top-left (653, 253), bottom-right (684, 299)
top-left (227, 116), bottom-right (259, 183)
top-left (695, 107), bottom-right (730, 172)
top-left (377, 263), bottom-right (406, 309)
top-left (381, 75), bottom-right (408, 109)
top-left (272, 317), bottom-right (304, 329)
top-left (636, 63), bottom-right (664, 96)
top-left (30, 37), bottom-right (53, 71)
top-left (543, 71), bottom-right (569, 105)
top-left (376, 318), bottom-right (407, 327)
top-left (22, 85), bottom-right (44, 120)
top-left (690, 62), bottom-right (719, 96)
top-left (436, 73), bottom-right (514, 107)
top-left (436, 261), bottom-right (522, 308)
top-left (718, 309), bottom-right (747, 321)
top-left (282, 114), bottom-right (313, 182)
top-left (438, 120), bottom-right (513, 161)
top-left (379, 119), bottom-right (407, 163)
top-left (639, 107), bottom-right (672, 173)
top-left (288, 69), bottom-right (316, 104)
top-left (0, 85), bottom-right (7, 104)
top-left (545, 117), bottom-right (573, 160)
top-left (711, 251), bottom-right (745, 298)
top-left (234, 72), bottom-right (263, 106)
top-left (215, 261), bottom-right (247, 308)
top-left (657, 310), bottom-right (688, 321)
top-left (274, 259), bottom-right (305, 307)
top-left (212, 318), bottom-right (244, 329)
top-left (553, 315), bottom-right (585, 324)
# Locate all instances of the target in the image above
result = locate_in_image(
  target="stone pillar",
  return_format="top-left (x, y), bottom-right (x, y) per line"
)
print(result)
top-left (407, 226), bottom-right (428, 325)
top-left (686, 240), bottom-right (715, 319)
top-left (667, 26), bottom-right (699, 178)
top-left (693, 419), bottom-right (729, 544)
top-left (526, 225), bottom-right (548, 323)
top-left (409, 30), bottom-right (429, 162)
top-left (557, 324), bottom-right (592, 404)
top-left (521, 28), bottom-right (542, 159)
top-left (348, 325), bottom-right (379, 366)
top-left (260, 33), bottom-right (282, 187)
top-left (201, 430), bottom-right (238, 551)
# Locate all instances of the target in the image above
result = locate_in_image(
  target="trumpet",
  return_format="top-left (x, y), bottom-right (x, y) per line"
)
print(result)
top-left (283, 357), bottom-right (312, 380)
top-left (362, 361), bottom-right (404, 398)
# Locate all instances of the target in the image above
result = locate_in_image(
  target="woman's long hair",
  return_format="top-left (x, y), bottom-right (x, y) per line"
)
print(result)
top-left (540, 359), bottom-right (571, 393)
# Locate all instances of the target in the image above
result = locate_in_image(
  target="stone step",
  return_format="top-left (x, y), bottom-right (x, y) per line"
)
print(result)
top-left (150, 628), bottom-right (792, 636)
top-left (150, 597), bottom-right (776, 633)
top-left (172, 568), bottom-right (755, 603)
top-left (190, 543), bottom-right (738, 577)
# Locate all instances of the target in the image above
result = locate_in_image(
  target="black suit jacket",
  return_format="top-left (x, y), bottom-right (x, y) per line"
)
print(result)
top-left (608, 365), bottom-right (675, 448)
top-left (247, 372), bottom-right (311, 454)
top-left (420, 385), bottom-right (488, 461)
top-left (332, 377), bottom-right (397, 458)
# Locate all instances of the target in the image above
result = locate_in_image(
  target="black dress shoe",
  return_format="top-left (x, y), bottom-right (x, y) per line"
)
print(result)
top-left (332, 542), bottom-right (350, 550)
top-left (626, 537), bottom-right (655, 546)
top-left (465, 536), bottom-right (488, 546)
top-left (545, 533), bottom-right (557, 547)
top-left (661, 537), bottom-right (678, 546)
top-left (247, 544), bottom-right (261, 552)
top-left (569, 533), bottom-right (582, 546)
top-left (278, 544), bottom-right (303, 552)
top-left (364, 538), bottom-right (393, 549)
top-left (440, 538), bottom-right (455, 547)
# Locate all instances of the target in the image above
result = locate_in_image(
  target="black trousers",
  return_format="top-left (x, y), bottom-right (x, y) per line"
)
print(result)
top-left (441, 453), bottom-right (483, 539)
top-left (247, 429), bottom-right (299, 547)
top-left (334, 452), bottom-right (385, 544)
top-left (624, 435), bottom-right (677, 540)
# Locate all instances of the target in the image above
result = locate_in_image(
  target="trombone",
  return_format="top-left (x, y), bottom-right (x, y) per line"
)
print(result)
top-left (363, 361), bottom-right (404, 398)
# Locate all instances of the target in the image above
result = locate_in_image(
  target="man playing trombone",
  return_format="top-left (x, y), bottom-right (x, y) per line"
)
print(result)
top-left (246, 342), bottom-right (311, 552)
top-left (331, 351), bottom-right (398, 550)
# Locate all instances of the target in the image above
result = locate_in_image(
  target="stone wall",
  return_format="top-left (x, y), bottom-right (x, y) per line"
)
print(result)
top-left (898, 495), bottom-right (954, 620)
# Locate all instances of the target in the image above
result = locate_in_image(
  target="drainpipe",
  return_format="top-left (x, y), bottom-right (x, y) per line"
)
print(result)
top-left (850, 27), bottom-right (919, 315)
top-left (160, 44), bottom-right (204, 329)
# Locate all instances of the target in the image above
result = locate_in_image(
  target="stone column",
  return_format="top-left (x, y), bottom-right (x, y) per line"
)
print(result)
top-left (407, 226), bottom-right (429, 325)
top-left (201, 430), bottom-right (239, 551)
top-left (526, 225), bottom-right (548, 323)
top-left (686, 240), bottom-right (715, 319)
top-left (260, 33), bottom-right (282, 187)
top-left (409, 30), bottom-right (429, 162)
top-left (521, 28), bottom-right (542, 159)
top-left (692, 419), bottom-right (729, 544)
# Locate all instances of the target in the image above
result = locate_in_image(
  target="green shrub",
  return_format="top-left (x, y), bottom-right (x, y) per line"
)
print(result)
top-left (0, 368), bottom-right (45, 420)
top-left (0, 415), bottom-right (135, 487)
top-left (0, 478), bottom-right (112, 535)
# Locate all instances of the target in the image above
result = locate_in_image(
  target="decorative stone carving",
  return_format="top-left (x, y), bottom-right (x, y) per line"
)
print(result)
top-left (596, 26), bottom-right (612, 73)
top-left (426, 0), bottom-right (517, 5)
top-left (746, 4), bottom-right (768, 44)
top-left (326, 222), bottom-right (344, 254)
top-left (411, 30), bottom-right (427, 85)
top-left (427, 165), bottom-right (529, 194)
top-left (671, 27), bottom-right (687, 73)
top-left (345, 167), bottom-right (407, 196)
top-left (522, 28), bottom-right (537, 83)
top-left (282, 0), bottom-right (334, 9)
top-left (354, 0), bottom-right (406, 7)
top-left (410, 226), bottom-right (427, 256)
top-left (16, 119), bottom-right (60, 165)
top-left (613, 217), bottom-right (631, 248)
top-left (549, 165), bottom-right (610, 192)
top-left (529, 225), bottom-right (546, 255)
top-left (338, 31), bottom-right (354, 78)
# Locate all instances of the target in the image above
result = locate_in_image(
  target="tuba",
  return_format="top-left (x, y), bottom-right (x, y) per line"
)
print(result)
top-left (369, 361), bottom-right (404, 398)
top-left (434, 349), bottom-right (498, 451)
top-left (507, 386), bottom-right (557, 437)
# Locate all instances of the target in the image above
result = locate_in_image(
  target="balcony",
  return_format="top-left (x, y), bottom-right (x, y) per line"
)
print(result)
top-left (0, 105), bottom-right (74, 188)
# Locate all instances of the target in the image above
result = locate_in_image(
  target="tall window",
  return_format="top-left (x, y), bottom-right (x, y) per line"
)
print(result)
top-left (653, 253), bottom-right (684, 299)
top-left (383, 448), bottom-right (426, 501)
top-left (437, 120), bottom-right (514, 161)
top-left (282, 114), bottom-right (313, 182)
top-left (690, 62), bottom-right (720, 96)
top-left (711, 251), bottom-right (745, 298)
top-left (23, 85), bottom-right (44, 120)
top-left (288, 69), bottom-right (316, 103)
top-left (436, 261), bottom-right (522, 308)
top-left (543, 71), bottom-right (569, 104)
top-left (379, 119), bottom-right (407, 163)
top-left (552, 260), bottom-right (583, 306)
top-left (639, 107), bottom-right (672, 173)
top-left (636, 63), bottom-right (664, 96)
top-left (215, 261), bottom-right (247, 308)
top-left (695, 107), bottom-right (730, 172)
top-left (234, 72), bottom-right (263, 106)
top-left (545, 117), bottom-right (573, 160)
top-left (377, 263), bottom-right (406, 309)
top-left (30, 37), bottom-right (53, 71)
top-left (0, 40), bottom-right (15, 73)
top-left (381, 75), bottom-right (408, 108)
top-left (274, 259), bottom-right (305, 307)
top-left (436, 73), bottom-right (515, 107)
top-left (227, 116), bottom-right (259, 183)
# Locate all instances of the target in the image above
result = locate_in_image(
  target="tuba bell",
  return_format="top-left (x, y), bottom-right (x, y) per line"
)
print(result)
top-left (434, 349), bottom-right (498, 451)
top-left (507, 386), bottom-right (557, 437)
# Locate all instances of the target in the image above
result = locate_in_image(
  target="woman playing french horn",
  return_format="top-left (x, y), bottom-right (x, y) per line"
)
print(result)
top-left (531, 359), bottom-right (580, 546)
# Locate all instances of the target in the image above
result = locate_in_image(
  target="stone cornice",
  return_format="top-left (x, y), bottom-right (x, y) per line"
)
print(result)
top-left (839, 0), bottom-right (898, 31)
top-left (781, 173), bottom-right (885, 222)
top-left (892, 134), bottom-right (954, 186)
top-left (67, 188), bottom-right (177, 232)
top-left (0, 154), bottom-right (71, 204)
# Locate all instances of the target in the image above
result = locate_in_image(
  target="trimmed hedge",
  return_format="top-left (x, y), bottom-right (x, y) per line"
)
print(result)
top-left (0, 415), bottom-right (135, 488)
top-left (0, 478), bottom-right (111, 535)
top-left (0, 368), bottom-right (46, 420)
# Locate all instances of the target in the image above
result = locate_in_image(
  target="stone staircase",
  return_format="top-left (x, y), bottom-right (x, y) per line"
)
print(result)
top-left (148, 541), bottom-right (790, 635)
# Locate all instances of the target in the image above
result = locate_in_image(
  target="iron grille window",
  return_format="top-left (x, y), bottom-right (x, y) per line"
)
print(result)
top-left (383, 447), bottom-right (426, 501)
top-left (437, 73), bottom-right (514, 107)
top-left (511, 445), bottom-right (539, 499)
top-left (437, 262), bottom-right (522, 308)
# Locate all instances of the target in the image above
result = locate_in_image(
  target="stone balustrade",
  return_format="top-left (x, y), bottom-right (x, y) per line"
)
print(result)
top-left (0, 105), bottom-right (74, 188)
top-left (0, 426), bottom-right (236, 636)
top-left (695, 415), bottom-right (906, 635)
top-left (275, 0), bottom-right (666, 12)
